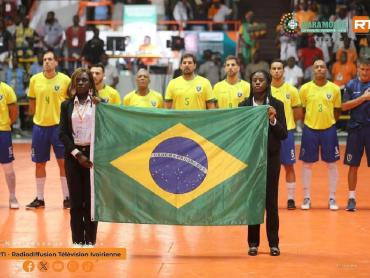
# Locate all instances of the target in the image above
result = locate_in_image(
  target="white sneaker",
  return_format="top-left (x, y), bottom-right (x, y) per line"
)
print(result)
top-left (329, 199), bottom-right (339, 210)
top-left (9, 197), bottom-right (19, 209)
top-left (301, 198), bottom-right (311, 210)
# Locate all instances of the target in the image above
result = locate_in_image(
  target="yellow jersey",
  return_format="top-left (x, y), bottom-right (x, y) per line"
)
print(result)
top-left (299, 81), bottom-right (341, 130)
top-left (98, 85), bottom-right (121, 104)
top-left (28, 72), bottom-right (70, 126)
top-left (165, 75), bottom-right (215, 110)
top-left (213, 79), bottom-right (250, 108)
top-left (0, 82), bottom-right (17, 131)
top-left (123, 90), bottom-right (163, 108)
top-left (271, 82), bottom-right (301, 130)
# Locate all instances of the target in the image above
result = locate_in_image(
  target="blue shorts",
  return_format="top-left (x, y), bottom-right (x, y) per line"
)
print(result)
top-left (0, 131), bottom-right (14, 163)
top-left (280, 130), bottom-right (296, 165)
top-left (299, 125), bottom-right (340, 163)
top-left (31, 125), bottom-right (65, 163)
top-left (344, 126), bottom-right (370, 167)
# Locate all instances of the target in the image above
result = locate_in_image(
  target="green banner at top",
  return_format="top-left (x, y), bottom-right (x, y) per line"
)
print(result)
top-left (92, 105), bottom-right (268, 225)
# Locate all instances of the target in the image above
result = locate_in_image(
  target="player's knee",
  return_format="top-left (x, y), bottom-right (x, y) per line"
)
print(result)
top-left (1, 162), bottom-right (15, 175)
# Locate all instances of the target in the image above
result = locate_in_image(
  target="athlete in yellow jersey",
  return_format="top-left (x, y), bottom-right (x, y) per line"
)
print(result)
top-left (299, 59), bottom-right (341, 211)
top-left (90, 63), bottom-right (121, 104)
top-left (0, 82), bottom-right (19, 209)
top-left (26, 50), bottom-right (70, 210)
top-left (213, 55), bottom-right (250, 108)
top-left (165, 53), bottom-right (215, 110)
top-left (123, 69), bottom-right (163, 108)
top-left (270, 60), bottom-right (302, 210)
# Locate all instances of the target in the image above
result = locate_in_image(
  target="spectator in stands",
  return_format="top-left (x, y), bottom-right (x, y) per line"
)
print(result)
top-left (278, 31), bottom-right (298, 62)
top-left (29, 52), bottom-right (43, 76)
top-left (314, 33), bottom-right (332, 64)
top-left (244, 50), bottom-right (269, 82)
top-left (332, 51), bottom-right (357, 89)
top-left (359, 36), bottom-right (370, 60)
top-left (81, 27), bottom-right (104, 66)
top-left (332, 7), bottom-right (356, 55)
top-left (0, 20), bottom-right (12, 80)
top-left (295, 1), bottom-right (317, 27)
top-left (15, 17), bottom-right (38, 61)
top-left (198, 49), bottom-right (219, 87)
top-left (336, 35), bottom-right (357, 64)
top-left (138, 35), bottom-right (158, 66)
top-left (5, 56), bottom-right (26, 99)
top-left (298, 36), bottom-right (323, 81)
top-left (40, 11), bottom-right (64, 57)
top-left (65, 15), bottom-right (86, 75)
top-left (2, 0), bottom-right (17, 20)
top-left (284, 56), bottom-right (303, 88)
top-left (100, 53), bottom-right (119, 89)
top-left (173, 0), bottom-right (193, 29)
top-left (239, 11), bottom-right (255, 64)
top-left (208, 0), bottom-right (232, 30)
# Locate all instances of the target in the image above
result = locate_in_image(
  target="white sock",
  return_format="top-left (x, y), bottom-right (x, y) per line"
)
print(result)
top-left (349, 191), bottom-right (356, 199)
top-left (36, 177), bottom-right (46, 200)
top-left (287, 182), bottom-right (296, 200)
top-left (327, 162), bottom-right (338, 200)
top-left (2, 163), bottom-right (16, 199)
top-left (302, 163), bottom-right (313, 199)
top-left (60, 176), bottom-right (69, 199)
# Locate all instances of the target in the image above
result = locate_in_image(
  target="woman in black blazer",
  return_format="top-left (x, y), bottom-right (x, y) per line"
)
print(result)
top-left (239, 70), bottom-right (288, 256)
top-left (59, 68), bottom-right (99, 246)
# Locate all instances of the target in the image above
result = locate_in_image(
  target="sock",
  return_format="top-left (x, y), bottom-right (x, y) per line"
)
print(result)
top-left (302, 163), bottom-right (313, 199)
top-left (36, 177), bottom-right (46, 200)
top-left (2, 163), bottom-right (16, 199)
top-left (327, 162), bottom-right (338, 200)
top-left (287, 182), bottom-right (296, 200)
top-left (60, 176), bottom-right (69, 199)
top-left (348, 191), bottom-right (356, 199)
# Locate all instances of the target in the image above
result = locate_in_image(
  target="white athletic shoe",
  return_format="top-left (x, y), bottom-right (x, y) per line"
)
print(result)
top-left (9, 197), bottom-right (19, 209)
top-left (301, 198), bottom-right (311, 210)
top-left (329, 199), bottom-right (339, 210)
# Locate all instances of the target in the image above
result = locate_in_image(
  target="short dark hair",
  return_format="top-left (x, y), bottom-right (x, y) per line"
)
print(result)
top-left (358, 57), bottom-right (370, 66)
top-left (224, 55), bottom-right (239, 65)
top-left (180, 53), bottom-right (197, 65)
top-left (90, 63), bottom-right (105, 73)
top-left (270, 59), bottom-right (284, 68)
top-left (43, 49), bottom-right (58, 61)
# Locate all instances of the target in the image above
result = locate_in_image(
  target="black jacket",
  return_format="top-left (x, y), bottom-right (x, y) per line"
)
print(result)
top-left (239, 94), bottom-right (288, 156)
top-left (59, 99), bottom-right (80, 157)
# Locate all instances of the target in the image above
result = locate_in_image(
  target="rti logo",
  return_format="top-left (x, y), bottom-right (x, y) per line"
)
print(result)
top-left (352, 16), bottom-right (370, 33)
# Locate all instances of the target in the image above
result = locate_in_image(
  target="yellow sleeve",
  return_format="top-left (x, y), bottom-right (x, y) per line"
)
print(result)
top-left (165, 80), bottom-right (174, 100)
top-left (244, 81), bottom-right (251, 98)
top-left (204, 79), bottom-right (215, 101)
top-left (28, 76), bottom-right (36, 98)
top-left (112, 89), bottom-right (121, 104)
top-left (123, 93), bottom-right (131, 106)
top-left (213, 83), bottom-right (220, 100)
top-left (5, 84), bottom-right (17, 104)
top-left (299, 85), bottom-right (307, 108)
top-left (290, 86), bottom-right (301, 107)
top-left (333, 84), bottom-right (341, 108)
top-left (62, 77), bottom-right (71, 100)
top-left (157, 93), bottom-right (164, 108)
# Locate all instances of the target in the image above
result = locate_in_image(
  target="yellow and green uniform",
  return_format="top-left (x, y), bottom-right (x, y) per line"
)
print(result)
top-left (0, 82), bottom-right (17, 131)
top-left (28, 72), bottom-right (70, 126)
top-left (271, 82), bottom-right (301, 130)
top-left (299, 81), bottom-right (341, 130)
top-left (98, 85), bottom-right (121, 104)
top-left (165, 75), bottom-right (215, 110)
top-left (123, 90), bottom-right (163, 108)
top-left (213, 79), bottom-right (250, 108)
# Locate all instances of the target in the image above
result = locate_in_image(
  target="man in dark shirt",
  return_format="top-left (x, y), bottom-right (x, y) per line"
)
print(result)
top-left (81, 27), bottom-right (104, 66)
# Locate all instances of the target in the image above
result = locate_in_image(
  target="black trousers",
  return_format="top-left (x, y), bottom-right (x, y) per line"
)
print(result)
top-left (248, 153), bottom-right (280, 247)
top-left (65, 147), bottom-right (98, 245)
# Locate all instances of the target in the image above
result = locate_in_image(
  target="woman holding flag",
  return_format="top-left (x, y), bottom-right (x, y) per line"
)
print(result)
top-left (59, 68), bottom-right (99, 247)
top-left (239, 70), bottom-right (287, 256)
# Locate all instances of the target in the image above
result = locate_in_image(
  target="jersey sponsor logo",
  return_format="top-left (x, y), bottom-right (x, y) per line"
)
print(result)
top-left (151, 100), bottom-right (157, 107)
top-left (286, 93), bottom-right (291, 100)
top-left (237, 91), bottom-right (243, 97)
top-left (0, 94), bottom-right (3, 101)
top-left (196, 85), bottom-right (202, 92)
top-left (326, 93), bottom-right (332, 100)
top-left (335, 146), bottom-right (340, 157)
top-left (54, 85), bottom-right (60, 91)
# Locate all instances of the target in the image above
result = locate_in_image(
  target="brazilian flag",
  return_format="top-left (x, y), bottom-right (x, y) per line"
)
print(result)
top-left (92, 104), bottom-right (268, 225)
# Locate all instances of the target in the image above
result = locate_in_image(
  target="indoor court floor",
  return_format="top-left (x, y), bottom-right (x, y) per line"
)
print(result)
top-left (0, 144), bottom-right (369, 277)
